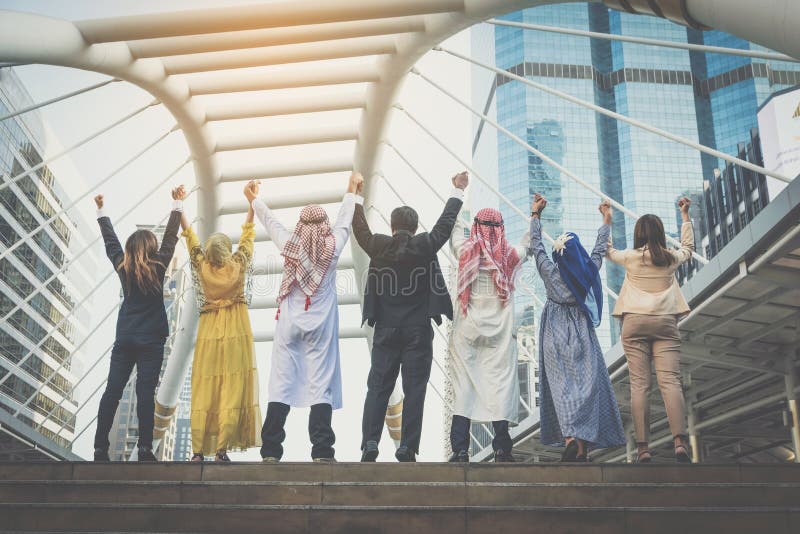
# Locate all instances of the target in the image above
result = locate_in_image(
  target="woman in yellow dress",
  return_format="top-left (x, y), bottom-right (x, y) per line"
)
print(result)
top-left (178, 181), bottom-right (261, 462)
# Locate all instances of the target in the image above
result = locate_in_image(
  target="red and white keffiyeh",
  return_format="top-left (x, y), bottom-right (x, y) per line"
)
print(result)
top-left (457, 208), bottom-right (521, 316)
top-left (277, 205), bottom-right (336, 316)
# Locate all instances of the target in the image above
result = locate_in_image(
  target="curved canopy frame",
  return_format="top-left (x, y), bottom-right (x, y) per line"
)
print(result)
top-left (0, 0), bottom-right (798, 456)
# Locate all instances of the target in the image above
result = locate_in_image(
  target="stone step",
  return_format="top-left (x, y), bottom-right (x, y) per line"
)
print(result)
top-left (1, 479), bottom-right (799, 508)
top-left (1, 503), bottom-right (798, 534)
top-left (3, 463), bottom-right (799, 533)
top-left (1, 462), bottom-right (799, 484)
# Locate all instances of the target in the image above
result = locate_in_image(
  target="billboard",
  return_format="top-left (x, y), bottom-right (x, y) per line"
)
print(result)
top-left (757, 85), bottom-right (800, 184)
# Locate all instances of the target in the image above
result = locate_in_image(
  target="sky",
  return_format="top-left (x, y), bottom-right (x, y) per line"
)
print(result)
top-left (0, 0), bottom-right (475, 462)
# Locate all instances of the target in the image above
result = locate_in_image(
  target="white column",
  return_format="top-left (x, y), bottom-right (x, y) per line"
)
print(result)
top-left (786, 356), bottom-right (800, 463)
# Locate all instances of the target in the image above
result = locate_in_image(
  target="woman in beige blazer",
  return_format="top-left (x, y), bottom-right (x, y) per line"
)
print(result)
top-left (607, 198), bottom-right (694, 463)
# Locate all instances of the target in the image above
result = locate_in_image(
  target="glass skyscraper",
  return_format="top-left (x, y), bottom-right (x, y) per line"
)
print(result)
top-left (0, 68), bottom-right (98, 451)
top-left (472, 3), bottom-right (800, 351)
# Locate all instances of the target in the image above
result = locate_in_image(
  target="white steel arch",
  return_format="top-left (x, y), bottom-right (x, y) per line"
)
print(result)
top-left (0, 0), bottom-right (798, 455)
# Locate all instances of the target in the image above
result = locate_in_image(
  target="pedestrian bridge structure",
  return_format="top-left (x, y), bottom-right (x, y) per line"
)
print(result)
top-left (0, 0), bottom-right (798, 465)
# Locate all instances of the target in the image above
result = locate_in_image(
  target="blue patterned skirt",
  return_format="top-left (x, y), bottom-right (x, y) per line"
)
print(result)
top-left (538, 300), bottom-right (625, 449)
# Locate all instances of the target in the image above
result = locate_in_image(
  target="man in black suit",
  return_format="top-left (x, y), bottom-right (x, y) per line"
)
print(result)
top-left (353, 171), bottom-right (469, 462)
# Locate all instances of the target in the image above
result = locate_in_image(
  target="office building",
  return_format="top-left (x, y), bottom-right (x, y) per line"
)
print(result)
top-left (0, 68), bottom-right (97, 451)
top-left (472, 3), bottom-right (800, 350)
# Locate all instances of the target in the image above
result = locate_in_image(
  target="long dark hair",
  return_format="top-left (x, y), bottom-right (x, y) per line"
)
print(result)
top-left (119, 229), bottom-right (163, 294)
top-left (633, 214), bottom-right (674, 267)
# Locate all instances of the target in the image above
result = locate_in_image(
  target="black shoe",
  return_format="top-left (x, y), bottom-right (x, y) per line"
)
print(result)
top-left (361, 440), bottom-right (379, 462)
top-left (448, 450), bottom-right (469, 463)
top-left (560, 440), bottom-right (579, 463)
top-left (93, 448), bottom-right (109, 462)
top-left (675, 444), bottom-right (692, 464)
top-left (494, 449), bottom-right (515, 463)
top-left (395, 445), bottom-right (416, 463)
top-left (137, 447), bottom-right (157, 462)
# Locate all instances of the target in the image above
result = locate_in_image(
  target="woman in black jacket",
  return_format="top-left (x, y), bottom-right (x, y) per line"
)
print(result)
top-left (92, 186), bottom-right (184, 462)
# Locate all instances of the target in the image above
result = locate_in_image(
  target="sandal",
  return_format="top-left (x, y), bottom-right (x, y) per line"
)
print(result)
top-left (635, 450), bottom-right (652, 464)
top-left (214, 451), bottom-right (231, 462)
top-left (190, 453), bottom-right (204, 463)
top-left (675, 444), bottom-right (691, 464)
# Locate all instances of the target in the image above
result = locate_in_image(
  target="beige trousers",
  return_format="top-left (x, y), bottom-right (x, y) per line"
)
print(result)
top-left (621, 313), bottom-right (687, 443)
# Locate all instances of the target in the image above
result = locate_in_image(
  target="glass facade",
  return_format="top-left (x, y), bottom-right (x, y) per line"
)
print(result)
top-left (476, 3), bottom-right (800, 351)
top-left (0, 68), bottom-right (96, 450)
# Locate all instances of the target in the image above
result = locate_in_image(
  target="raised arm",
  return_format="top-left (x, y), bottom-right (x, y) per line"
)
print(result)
top-left (671, 197), bottom-right (695, 265)
top-left (326, 172), bottom-right (361, 255)
top-left (449, 215), bottom-right (468, 259)
top-left (592, 225), bottom-right (611, 269)
top-left (529, 215), bottom-right (558, 283)
top-left (94, 194), bottom-right (124, 268)
top-left (591, 200), bottom-right (612, 269)
top-left (231, 180), bottom-right (259, 265)
top-left (155, 186), bottom-right (185, 266)
top-left (351, 202), bottom-right (377, 257)
top-left (158, 206), bottom-right (183, 265)
top-left (600, 200), bottom-right (626, 265)
top-left (425, 171), bottom-right (468, 253)
top-left (232, 222), bottom-right (256, 266)
top-left (252, 198), bottom-right (291, 251)
top-left (529, 194), bottom-right (562, 294)
top-left (514, 227), bottom-right (533, 266)
top-left (181, 223), bottom-right (205, 271)
top-left (606, 241), bottom-right (625, 265)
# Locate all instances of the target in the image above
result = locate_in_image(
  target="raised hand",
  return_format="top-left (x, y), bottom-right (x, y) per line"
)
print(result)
top-left (452, 171), bottom-right (469, 190)
top-left (348, 171), bottom-right (364, 195)
top-left (171, 185), bottom-right (188, 201)
top-left (599, 200), bottom-right (613, 224)
top-left (244, 180), bottom-right (260, 203)
top-left (678, 197), bottom-right (691, 222)
top-left (532, 193), bottom-right (547, 216)
top-left (94, 194), bottom-right (104, 209)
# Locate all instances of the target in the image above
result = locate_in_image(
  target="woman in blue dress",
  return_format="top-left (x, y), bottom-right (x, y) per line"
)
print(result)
top-left (530, 193), bottom-right (625, 462)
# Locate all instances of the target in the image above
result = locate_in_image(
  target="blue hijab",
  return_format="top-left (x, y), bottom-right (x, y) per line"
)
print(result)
top-left (552, 232), bottom-right (603, 328)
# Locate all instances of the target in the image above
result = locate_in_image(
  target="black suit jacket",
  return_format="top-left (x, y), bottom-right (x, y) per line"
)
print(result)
top-left (351, 196), bottom-right (463, 327)
top-left (99, 210), bottom-right (181, 340)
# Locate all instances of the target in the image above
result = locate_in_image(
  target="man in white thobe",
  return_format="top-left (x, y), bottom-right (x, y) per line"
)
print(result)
top-left (251, 172), bottom-right (363, 462)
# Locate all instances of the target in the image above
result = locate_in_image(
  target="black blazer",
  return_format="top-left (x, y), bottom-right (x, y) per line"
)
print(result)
top-left (351, 196), bottom-right (463, 327)
top-left (99, 210), bottom-right (181, 340)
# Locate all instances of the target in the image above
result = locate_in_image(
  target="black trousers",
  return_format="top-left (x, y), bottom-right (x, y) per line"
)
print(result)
top-left (450, 415), bottom-right (512, 453)
top-left (260, 402), bottom-right (335, 460)
top-left (94, 337), bottom-right (164, 451)
top-left (361, 325), bottom-right (433, 454)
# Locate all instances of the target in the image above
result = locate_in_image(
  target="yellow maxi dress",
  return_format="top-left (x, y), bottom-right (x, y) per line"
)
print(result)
top-left (183, 223), bottom-right (261, 454)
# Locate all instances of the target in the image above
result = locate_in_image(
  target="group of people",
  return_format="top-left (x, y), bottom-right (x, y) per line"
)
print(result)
top-left (92, 169), bottom-right (695, 465)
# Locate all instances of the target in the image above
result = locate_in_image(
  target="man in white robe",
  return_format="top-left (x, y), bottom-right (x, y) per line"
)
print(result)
top-left (252, 172), bottom-right (363, 462)
top-left (447, 207), bottom-right (530, 462)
